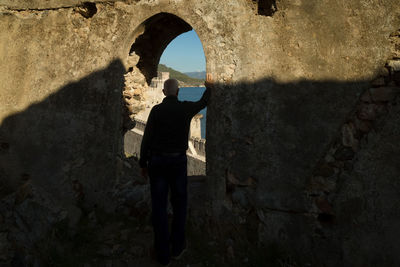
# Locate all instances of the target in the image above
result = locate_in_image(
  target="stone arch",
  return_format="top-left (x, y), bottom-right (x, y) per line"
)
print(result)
top-left (122, 11), bottom-right (209, 125)
top-left (122, 12), bottom-right (210, 121)
top-left (128, 12), bottom-right (194, 84)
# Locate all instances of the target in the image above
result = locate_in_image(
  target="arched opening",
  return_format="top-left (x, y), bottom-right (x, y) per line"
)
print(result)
top-left (123, 13), bottom-right (207, 177)
top-left (129, 13), bottom-right (192, 84)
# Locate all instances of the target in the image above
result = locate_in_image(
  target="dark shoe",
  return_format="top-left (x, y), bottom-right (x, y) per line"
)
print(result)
top-left (151, 246), bottom-right (170, 266)
top-left (159, 260), bottom-right (170, 267)
top-left (171, 247), bottom-right (187, 260)
top-left (156, 256), bottom-right (170, 266)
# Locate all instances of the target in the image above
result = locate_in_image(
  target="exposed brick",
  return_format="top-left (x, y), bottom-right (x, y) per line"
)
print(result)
top-left (334, 146), bottom-right (355, 161)
top-left (378, 67), bottom-right (390, 77)
top-left (360, 90), bottom-right (373, 102)
top-left (342, 122), bottom-right (358, 149)
top-left (314, 163), bottom-right (335, 177)
top-left (370, 87), bottom-right (398, 102)
top-left (387, 59), bottom-right (400, 71)
top-left (370, 77), bottom-right (385, 87)
top-left (315, 197), bottom-right (333, 215)
top-left (375, 103), bottom-right (389, 116)
top-left (355, 119), bottom-right (372, 133)
top-left (361, 87), bottom-right (399, 103)
top-left (357, 103), bottom-right (377, 121)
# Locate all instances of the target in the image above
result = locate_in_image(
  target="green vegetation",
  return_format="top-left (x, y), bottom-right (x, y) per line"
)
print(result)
top-left (185, 71), bottom-right (206, 79)
top-left (158, 64), bottom-right (204, 86)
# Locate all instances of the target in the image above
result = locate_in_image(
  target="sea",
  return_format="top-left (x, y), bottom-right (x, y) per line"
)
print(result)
top-left (178, 87), bottom-right (207, 139)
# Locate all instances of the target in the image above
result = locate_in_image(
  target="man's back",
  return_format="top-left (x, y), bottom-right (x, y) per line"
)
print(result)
top-left (150, 96), bottom-right (203, 153)
top-left (139, 87), bottom-right (209, 168)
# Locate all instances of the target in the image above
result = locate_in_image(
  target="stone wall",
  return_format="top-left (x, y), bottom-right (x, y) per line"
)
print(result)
top-left (189, 137), bottom-right (206, 158)
top-left (190, 113), bottom-right (203, 139)
top-left (1, 0), bottom-right (400, 265)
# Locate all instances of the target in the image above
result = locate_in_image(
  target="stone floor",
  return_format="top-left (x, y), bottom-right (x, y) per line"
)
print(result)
top-left (0, 156), bottom-right (297, 266)
top-left (0, 156), bottom-right (232, 267)
top-left (40, 177), bottom-right (235, 267)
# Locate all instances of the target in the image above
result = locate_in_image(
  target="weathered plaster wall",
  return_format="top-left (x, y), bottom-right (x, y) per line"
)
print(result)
top-left (0, 4), bottom-right (130, 209)
top-left (1, 0), bottom-right (400, 265)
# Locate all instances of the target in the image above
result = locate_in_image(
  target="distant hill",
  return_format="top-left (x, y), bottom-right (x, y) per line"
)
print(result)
top-left (158, 64), bottom-right (204, 86)
top-left (184, 71), bottom-right (206, 80)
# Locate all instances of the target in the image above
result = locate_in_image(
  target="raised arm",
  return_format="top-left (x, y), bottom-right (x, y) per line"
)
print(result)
top-left (188, 74), bottom-right (214, 116)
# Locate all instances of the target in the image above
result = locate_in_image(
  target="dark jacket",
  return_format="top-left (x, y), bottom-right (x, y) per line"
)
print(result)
top-left (139, 88), bottom-right (210, 168)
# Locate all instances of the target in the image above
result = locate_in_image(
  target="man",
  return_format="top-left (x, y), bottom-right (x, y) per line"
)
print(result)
top-left (139, 75), bottom-right (213, 266)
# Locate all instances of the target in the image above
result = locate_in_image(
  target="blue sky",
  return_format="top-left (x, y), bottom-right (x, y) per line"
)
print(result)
top-left (159, 30), bottom-right (206, 73)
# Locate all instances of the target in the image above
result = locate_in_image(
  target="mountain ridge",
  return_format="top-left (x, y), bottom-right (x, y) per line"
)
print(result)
top-left (184, 71), bottom-right (206, 80)
top-left (158, 64), bottom-right (205, 86)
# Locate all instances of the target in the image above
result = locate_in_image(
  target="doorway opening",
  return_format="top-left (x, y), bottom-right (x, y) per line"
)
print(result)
top-left (123, 13), bottom-right (207, 177)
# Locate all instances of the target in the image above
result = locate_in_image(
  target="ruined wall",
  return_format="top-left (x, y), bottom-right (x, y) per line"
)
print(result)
top-left (0, 3), bottom-right (130, 210)
top-left (1, 0), bottom-right (400, 265)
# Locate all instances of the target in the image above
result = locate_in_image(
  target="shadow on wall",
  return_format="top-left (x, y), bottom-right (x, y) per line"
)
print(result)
top-left (0, 59), bottom-right (130, 209)
top-left (0, 58), bottom-right (399, 266)
top-left (205, 75), bottom-right (400, 266)
top-left (0, 63), bottom-right (398, 211)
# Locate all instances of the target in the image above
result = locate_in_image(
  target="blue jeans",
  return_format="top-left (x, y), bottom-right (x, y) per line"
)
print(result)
top-left (148, 153), bottom-right (187, 264)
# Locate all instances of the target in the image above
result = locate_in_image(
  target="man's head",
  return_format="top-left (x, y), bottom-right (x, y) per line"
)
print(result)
top-left (163, 79), bottom-right (179, 96)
